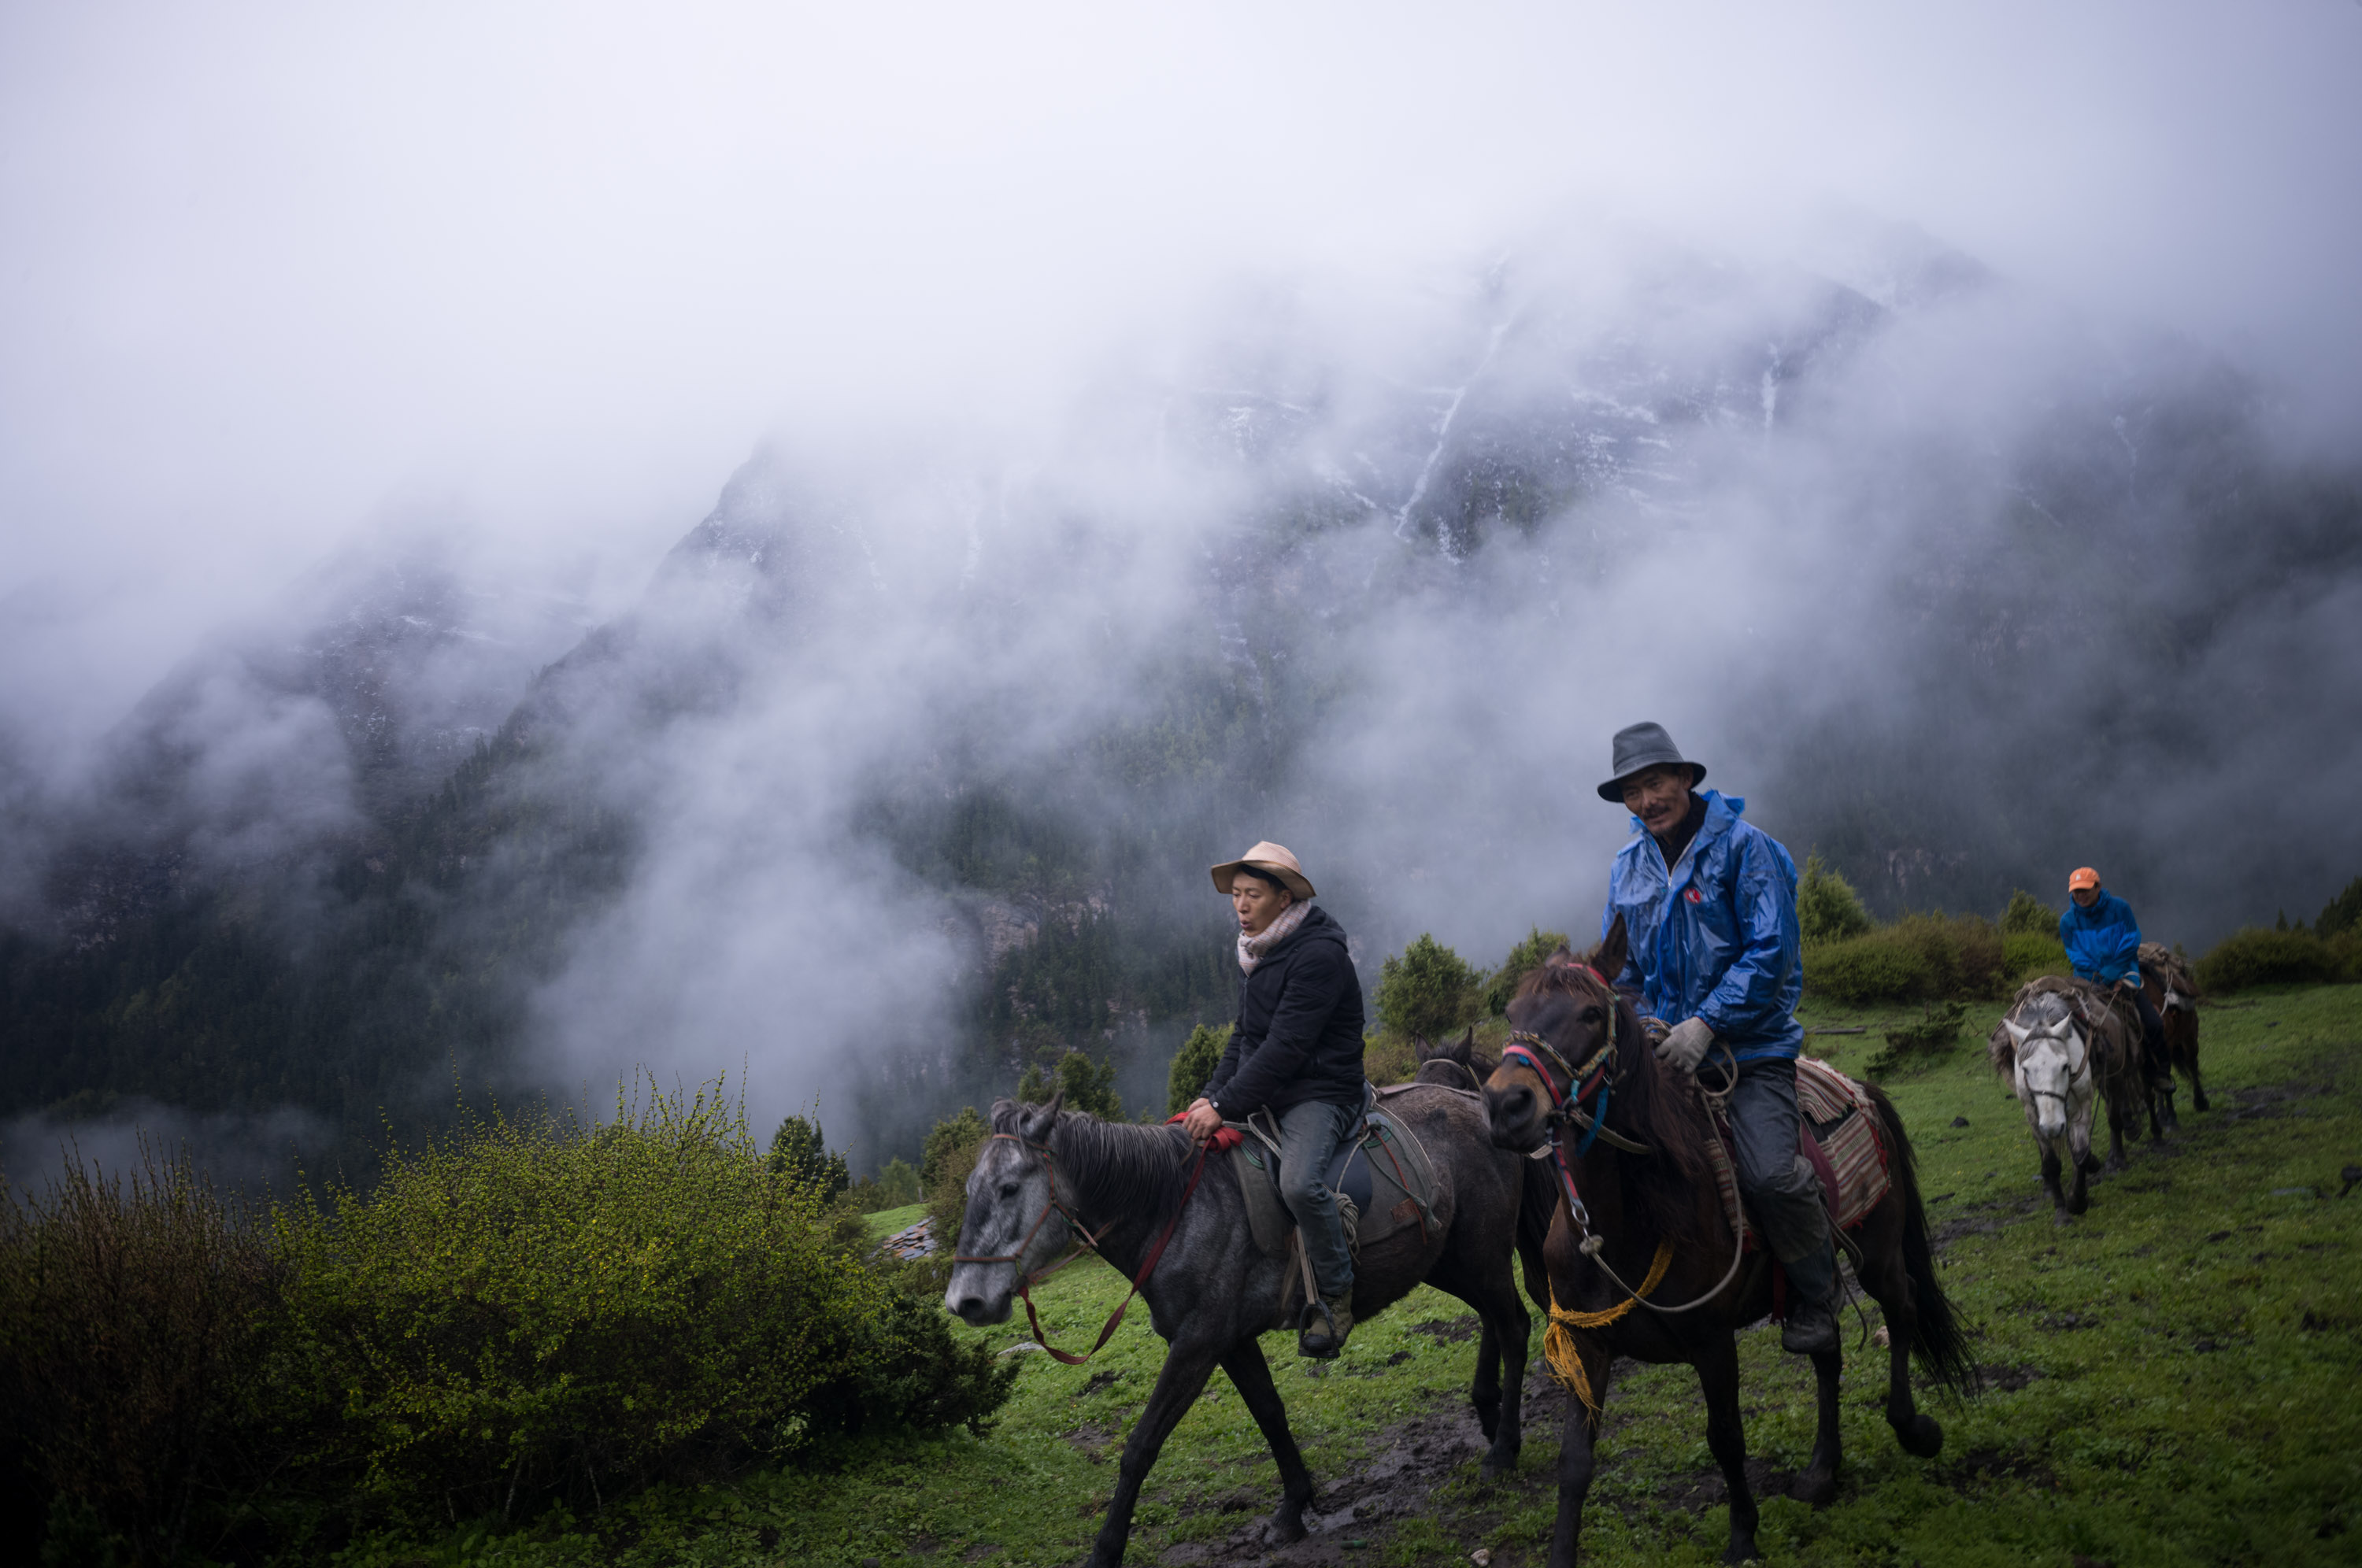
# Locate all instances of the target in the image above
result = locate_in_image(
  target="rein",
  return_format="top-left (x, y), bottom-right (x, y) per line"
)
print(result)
top-left (1501, 963), bottom-right (1747, 1322)
top-left (953, 1130), bottom-right (1212, 1366)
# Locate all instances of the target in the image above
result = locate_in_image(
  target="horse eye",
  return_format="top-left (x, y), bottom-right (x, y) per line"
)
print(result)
top-left (998, 1182), bottom-right (1020, 1200)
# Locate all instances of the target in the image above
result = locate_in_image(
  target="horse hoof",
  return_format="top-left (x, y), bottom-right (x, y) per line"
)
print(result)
top-left (1264, 1506), bottom-right (1307, 1546)
top-left (1897, 1412), bottom-right (1944, 1459)
top-left (1481, 1442), bottom-right (1522, 1480)
top-left (1790, 1469), bottom-right (1838, 1509)
top-left (2052, 1209), bottom-right (2071, 1227)
top-left (1720, 1538), bottom-right (1762, 1566)
top-left (2194, 1093), bottom-right (2211, 1112)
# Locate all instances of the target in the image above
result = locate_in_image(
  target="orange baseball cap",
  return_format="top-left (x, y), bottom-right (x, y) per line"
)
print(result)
top-left (2068, 867), bottom-right (2101, 892)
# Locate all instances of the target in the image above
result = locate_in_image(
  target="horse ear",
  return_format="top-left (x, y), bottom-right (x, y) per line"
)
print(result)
top-left (1411, 1034), bottom-right (1435, 1061)
top-left (1018, 1091), bottom-right (1064, 1142)
top-left (1453, 1026), bottom-right (1475, 1062)
top-left (2004, 1019), bottom-right (2031, 1046)
top-left (1596, 915), bottom-right (1630, 983)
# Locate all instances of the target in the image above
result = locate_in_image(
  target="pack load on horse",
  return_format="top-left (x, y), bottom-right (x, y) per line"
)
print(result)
top-left (2060, 867), bottom-right (2178, 1134)
top-left (1483, 927), bottom-right (1974, 1568)
top-left (2138, 940), bottom-right (2208, 1113)
top-left (949, 844), bottom-right (1541, 1568)
top-left (1477, 724), bottom-right (1973, 1568)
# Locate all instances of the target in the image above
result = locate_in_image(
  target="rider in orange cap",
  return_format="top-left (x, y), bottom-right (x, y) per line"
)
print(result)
top-left (2059, 867), bottom-right (2167, 1076)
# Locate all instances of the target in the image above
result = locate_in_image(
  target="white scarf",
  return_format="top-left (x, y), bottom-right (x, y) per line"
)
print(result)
top-left (1237, 899), bottom-right (1312, 975)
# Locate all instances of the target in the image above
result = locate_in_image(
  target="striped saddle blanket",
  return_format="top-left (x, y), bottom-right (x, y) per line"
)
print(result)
top-left (1705, 1056), bottom-right (1891, 1251)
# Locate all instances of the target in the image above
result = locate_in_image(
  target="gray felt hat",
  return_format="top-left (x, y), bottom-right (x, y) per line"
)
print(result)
top-left (1596, 722), bottom-right (1706, 802)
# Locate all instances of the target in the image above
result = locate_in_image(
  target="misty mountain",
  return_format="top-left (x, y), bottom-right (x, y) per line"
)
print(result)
top-left (5, 226), bottom-right (2356, 1177)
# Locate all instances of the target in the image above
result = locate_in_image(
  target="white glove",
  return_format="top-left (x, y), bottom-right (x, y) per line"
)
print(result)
top-left (1657, 1016), bottom-right (1714, 1075)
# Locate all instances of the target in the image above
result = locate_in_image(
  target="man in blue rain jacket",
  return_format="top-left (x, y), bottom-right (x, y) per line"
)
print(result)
top-left (2060, 866), bottom-right (2168, 1075)
top-left (1596, 722), bottom-right (1838, 1355)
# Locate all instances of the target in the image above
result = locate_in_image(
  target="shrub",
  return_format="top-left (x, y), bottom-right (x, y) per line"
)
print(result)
top-left (1797, 855), bottom-right (1874, 944)
top-left (1016, 1048), bottom-right (1122, 1120)
top-left (2003, 929), bottom-right (2073, 981)
top-left (920, 1107), bottom-right (989, 1196)
top-left (2195, 926), bottom-right (2335, 992)
top-left (1804, 930), bottom-right (1934, 1004)
top-left (865, 1158), bottom-right (923, 1211)
top-left (0, 1144), bottom-right (286, 1568)
top-left (2328, 928), bottom-right (2362, 983)
top-left (2002, 889), bottom-right (2061, 936)
top-left (798, 1292), bottom-right (1016, 1441)
top-left (2318, 875), bottom-right (2362, 940)
top-left (768, 1111), bottom-right (851, 1202)
top-left (1167, 1023), bottom-right (1231, 1114)
top-left (1376, 934), bottom-right (1481, 1040)
top-left (1483, 927), bottom-right (1572, 1016)
top-left (272, 1082), bottom-right (880, 1524)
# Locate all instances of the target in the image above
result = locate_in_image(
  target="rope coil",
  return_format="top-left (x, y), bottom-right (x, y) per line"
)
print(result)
top-left (1543, 1239), bottom-right (1674, 1415)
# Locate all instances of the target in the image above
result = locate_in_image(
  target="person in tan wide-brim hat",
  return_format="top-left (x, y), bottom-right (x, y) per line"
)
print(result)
top-left (1183, 840), bottom-right (1365, 1359)
top-left (1208, 841), bottom-right (1316, 900)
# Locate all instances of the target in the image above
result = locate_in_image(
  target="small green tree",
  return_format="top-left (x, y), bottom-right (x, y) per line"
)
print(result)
top-left (767, 1111), bottom-right (850, 1201)
top-left (1167, 1023), bottom-right (1232, 1113)
top-left (1016, 1048), bottom-right (1123, 1120)
top-left (2001, 889), bottom-right (2060, 936)
top-left (1797, 855), bottom-right (1874, 945)
top-left (870, 1157), bottom-right (923, 1209)
top-left (1483, 927), bottom-right (1573, 1016)
top-left (920, 1107), bottom-right (989, 1196)
top-left (2317, 875), bottom-right (2362, 940)
top-left (1376, 934), bottom-right (1482, 1040)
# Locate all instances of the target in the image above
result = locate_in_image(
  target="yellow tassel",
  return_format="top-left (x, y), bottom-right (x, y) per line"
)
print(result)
top-left (1542, 1239), bottom-right (1674, 1416)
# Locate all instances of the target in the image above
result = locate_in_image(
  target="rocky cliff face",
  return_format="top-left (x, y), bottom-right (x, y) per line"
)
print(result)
top-left (6, 224), bottom-right (2356, 1170)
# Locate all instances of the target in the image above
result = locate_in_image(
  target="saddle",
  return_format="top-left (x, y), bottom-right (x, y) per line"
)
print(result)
top-left (1704, 1056), bottom-right (1891, 1252)
top-left (2138, 942), bottom-right (2198, 1014)
top-left (1228, 1097), bottom-right (1438, 1263)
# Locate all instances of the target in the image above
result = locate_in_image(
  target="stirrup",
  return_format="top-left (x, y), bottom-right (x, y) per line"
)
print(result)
top-left (1297, 1299), bottom-right (1347, 1359)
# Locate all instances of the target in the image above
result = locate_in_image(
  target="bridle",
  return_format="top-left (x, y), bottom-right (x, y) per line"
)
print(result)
top-left (1495, 960), bottom-right (1746, 1317)
top-left (951, 1129), bottom-right (1211, 1365)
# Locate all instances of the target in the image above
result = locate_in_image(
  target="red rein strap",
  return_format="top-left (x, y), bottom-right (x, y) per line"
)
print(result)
top-left (963, 1130), bottom-right (1215, 1367)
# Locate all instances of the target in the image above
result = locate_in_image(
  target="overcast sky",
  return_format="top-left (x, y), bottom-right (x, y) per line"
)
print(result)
top-left (5, 0), bottom-right (2360, 747)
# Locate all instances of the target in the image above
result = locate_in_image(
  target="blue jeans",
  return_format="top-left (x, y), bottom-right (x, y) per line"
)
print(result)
top-left (1277, 1097), bottom-right (1362, 1300)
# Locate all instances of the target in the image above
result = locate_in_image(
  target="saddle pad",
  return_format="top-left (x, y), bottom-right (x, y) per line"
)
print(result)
top-left (1234, 1105), bottom-right (1438, 1259)
top-left (1706, 1056), bottom-right (1891, 1249)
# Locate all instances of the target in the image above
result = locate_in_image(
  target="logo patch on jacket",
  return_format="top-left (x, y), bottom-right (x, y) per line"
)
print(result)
top-left (1685, 887), bottom-right (1704, 904)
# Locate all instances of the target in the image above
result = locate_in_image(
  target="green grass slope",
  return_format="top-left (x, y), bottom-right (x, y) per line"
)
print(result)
top-left (340, 984), bottom-right (2362, 1566)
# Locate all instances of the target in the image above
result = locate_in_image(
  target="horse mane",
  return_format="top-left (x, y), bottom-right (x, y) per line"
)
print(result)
top-left (1028, 1107), bottom-right (1194, 1222)
top-left (1512, 953), bottom-right (1720, 1254)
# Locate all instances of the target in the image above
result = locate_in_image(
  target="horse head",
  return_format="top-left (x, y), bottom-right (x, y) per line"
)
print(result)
top-left (2002, 997), bottom-right (2085, 1142)
top-left (1482, 917), bottom-right (1630, 1155)
top-left (944, 1092), bottom-right (1068, 1327)
top-left (1413, 1027), bottom-right (1486, 1089)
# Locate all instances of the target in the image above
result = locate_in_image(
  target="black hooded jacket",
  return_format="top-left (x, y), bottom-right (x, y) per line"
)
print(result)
top-left (1201, 904), bottom-right (1368, 1117)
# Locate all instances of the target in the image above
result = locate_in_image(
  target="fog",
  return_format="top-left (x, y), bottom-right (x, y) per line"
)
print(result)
top-left (4, 2), bottom-right (2360, 1167)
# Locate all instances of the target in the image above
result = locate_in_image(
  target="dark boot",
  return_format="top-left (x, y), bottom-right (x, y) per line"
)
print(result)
top-left (1298, 1294), bottom-right (1353, 1359)
top-left (1779, 1242), bottom-right (1840, 1356)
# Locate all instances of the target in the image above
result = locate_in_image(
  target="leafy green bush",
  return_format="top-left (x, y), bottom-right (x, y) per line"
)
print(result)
top-left (768, 1111), bottom-right (851, 1201)
top-left (2318, 876), bottom-right (2362, 941)
top-left (1804, 930), bottom-right (1935, 1004)
top-left (2004, 929), bottom-right (2073, 982)
top-left (272, 1082), bottom-right (883, 1523)
top-left (920, 1107), bottom-right (989, 1196)
top-left (864, 1158), bottom-right (923, 1211)
top-left (1167, 1023), bottom-right (1231, 1113)
top-left (798, 1292), bottom-right (1016, 1441)
top-left (2329, 928), bottom-right (2362, 983)
top-left (1375, 934), bottom-right (1480, 1040)
top-left (1483, 927), bottom-right (1572, 1016)
top-left (1797, 855), bottom-right (1874, 944)
top-left (2002, 889), bottom-right (2062, 936)
top-left (2195, 926), bottom-right (2336, 992)
top-left (1016, 1049), bottom-right (1122, 1119)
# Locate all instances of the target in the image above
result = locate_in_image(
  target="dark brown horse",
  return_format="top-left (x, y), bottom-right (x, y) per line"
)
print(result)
top-left (2139, 944), bottom-right (2208, 1117)
top-left (1482, 921), bottom-right (1975, 1567)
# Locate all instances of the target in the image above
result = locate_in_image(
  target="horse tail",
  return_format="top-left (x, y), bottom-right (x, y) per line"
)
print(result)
top-left (1867, 1083), bottom-right (1979, 1397)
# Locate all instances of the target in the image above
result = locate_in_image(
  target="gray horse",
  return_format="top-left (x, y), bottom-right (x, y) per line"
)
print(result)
top-left (1990, 989), bottom-right (2111, 1223)
top-left (946, 1089), bottom-right (1532, 1567)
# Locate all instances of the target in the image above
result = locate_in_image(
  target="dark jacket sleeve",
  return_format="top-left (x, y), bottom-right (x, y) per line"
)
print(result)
top-left (1215, 941), bottom-right (1350, 1115)
top-left (1200, 1015), bottom-right (1247, 1104)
